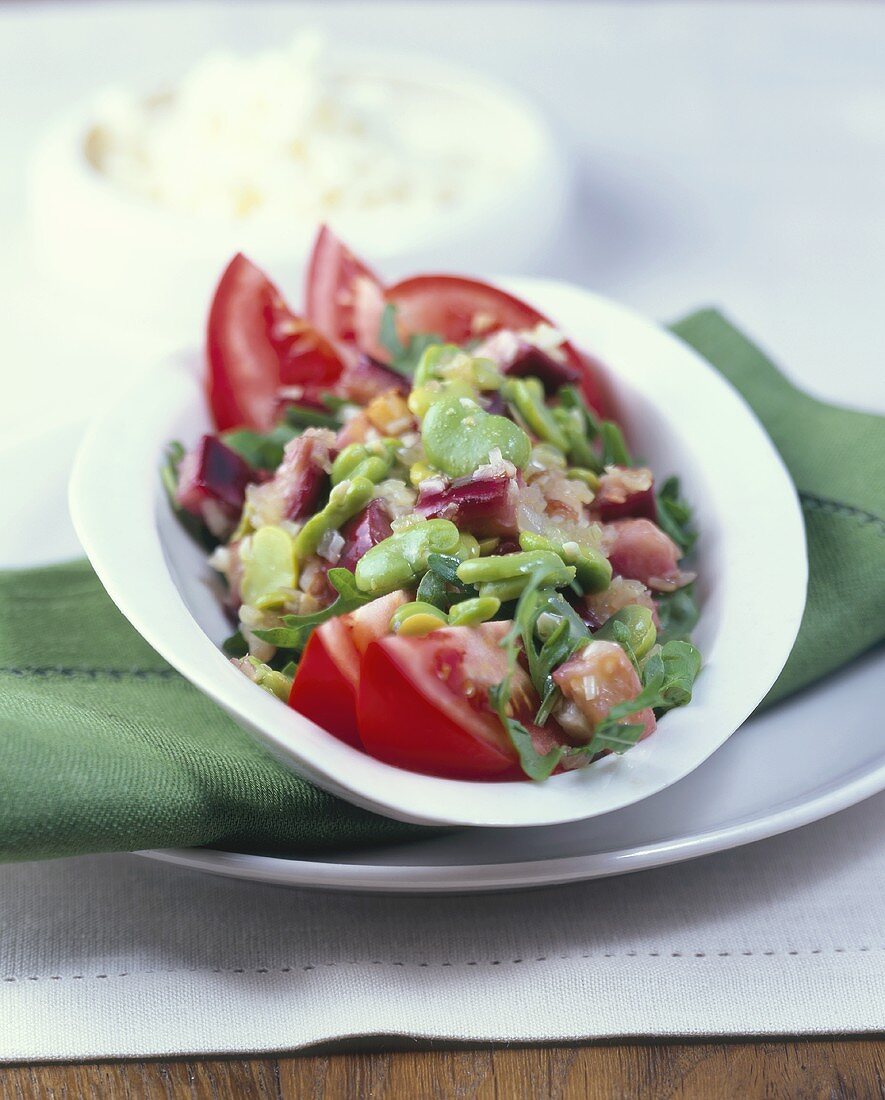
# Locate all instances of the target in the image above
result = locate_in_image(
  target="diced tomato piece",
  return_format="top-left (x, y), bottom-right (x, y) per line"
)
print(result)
top-left (288, 624), bottom-right (361, 748)
top-left (288, 590), bottom-right (407, 748)
top-left (358, 622), bottom-right (561, 780)
top-left (207, 253), bottom-right (345, 431)
top-left (380, 274), bottom-right (606, 413)
top-left (305, 225), bottom-right (385, 353)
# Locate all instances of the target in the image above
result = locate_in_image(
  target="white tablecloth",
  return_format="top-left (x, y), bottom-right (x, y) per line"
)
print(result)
top-left (2, 794), bottom-right (883, 1061)
top-left (1, 0), bottom-right (884, 1061)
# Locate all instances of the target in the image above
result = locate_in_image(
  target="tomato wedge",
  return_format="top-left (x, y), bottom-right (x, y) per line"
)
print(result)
top-left (381, 274), bottom-right (606, 413)
top-left (287, 590), bottom-right (407, 749)
top-left (207, 253), bottom-right (345, 432)
top-left (357, 622), bottom-right (563, 780)
top-left (304, 225), bottom-right (385, 352)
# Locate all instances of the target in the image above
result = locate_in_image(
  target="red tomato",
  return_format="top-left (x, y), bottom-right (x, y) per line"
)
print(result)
top-left (382, 274), bottom-right (606, 413)
top-left (304, 225), bottom-right (385, 351)
top-left (288, 622), bottom-right (360, 748)
top-left (357, 622), bottom-right (555, 780)
top-left (207, 253), bottom-right (345, 432)
top-left (288, 591), bottom-right (407, 749)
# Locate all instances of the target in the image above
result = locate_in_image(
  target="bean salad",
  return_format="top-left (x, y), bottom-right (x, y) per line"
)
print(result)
top-left (164, 228), bottom-right (701, 781)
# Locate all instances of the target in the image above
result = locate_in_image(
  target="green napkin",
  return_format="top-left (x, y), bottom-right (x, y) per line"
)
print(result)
top-left (1, 311), bottom-right (882, 863)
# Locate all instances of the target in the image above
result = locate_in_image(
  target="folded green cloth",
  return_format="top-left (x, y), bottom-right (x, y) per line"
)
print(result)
top-left (1, 311), bottom-right (882, 863)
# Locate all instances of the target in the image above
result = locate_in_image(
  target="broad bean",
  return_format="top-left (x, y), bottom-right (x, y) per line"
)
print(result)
top-left (518, 532), bottom-right (612, 594)
top-left (502, 377), bottom-right (569, 452)
top-left (240, 525), bottom-right (297, 606)
top-left (293, 476), bottom-right (375, 562)
top-left (447, 596), bottom-right (501, 627)
top-left (390, 601), bottom-right (449, 634)
top-left (414, 345), bottom-right (502, 391)
top-left (566, 467), bottom-right (601, 490)
top-left (421, 395), bottom-right (531, 479)
top-left (456, 549), bottom-right (573, 587)
top-left (355, 518), bottom-right (461, 595)
top-left (331, 439), bottom-right (399, 485)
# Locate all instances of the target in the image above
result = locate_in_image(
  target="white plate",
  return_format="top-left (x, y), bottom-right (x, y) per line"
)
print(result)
top-left (2, 405), bottom-right (882, 893)
top-left (69, 277), bottom-right (807, 829)
top-left (142, 645), bottom-right (885, 892)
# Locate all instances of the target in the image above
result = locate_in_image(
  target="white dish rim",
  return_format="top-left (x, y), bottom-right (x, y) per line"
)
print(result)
top-left (69, 277), bottom-right (808, 829)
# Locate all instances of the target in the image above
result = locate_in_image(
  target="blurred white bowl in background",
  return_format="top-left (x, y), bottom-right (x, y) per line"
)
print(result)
top-left (28, 42), bottom-right (569, 338)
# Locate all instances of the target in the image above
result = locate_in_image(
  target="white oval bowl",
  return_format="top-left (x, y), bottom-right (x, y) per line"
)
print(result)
top-left (29, 50), bottom-right (567, 338)
top-left (69, 278), bottom-right (807, 829)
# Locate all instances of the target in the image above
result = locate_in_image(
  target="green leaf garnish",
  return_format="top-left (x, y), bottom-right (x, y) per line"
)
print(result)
top-left (284, 403), bottom-right (341, 430)
top-left (655, 584), bottom-right (700, 644)
top-left (600, 421), bottom-right (632, 467)
top-left (564, 638), bottom-right (702, 764)
top-left (488, 566), bottom-right (575, 780)
top-left (489, 694), bottom-right (562, 782)
top-left (379, 304), bottom-right (444, 377)
top-left (653, 639), bottom-right (703, 712)
top-left (222, 629), bottom-right (249, 658)
top-left (656, 476), bottom-right (697, 552)
top-left (221, 424), bottom-right (298, 470)
top-left (251, 568), bottom-right (371, 652)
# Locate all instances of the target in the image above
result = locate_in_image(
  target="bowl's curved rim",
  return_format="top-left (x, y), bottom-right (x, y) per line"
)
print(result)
top-left (69, 278), bottom-right (807, 828)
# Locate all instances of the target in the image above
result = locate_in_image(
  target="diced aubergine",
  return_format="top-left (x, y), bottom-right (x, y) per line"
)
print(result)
top-left (176, 434), bottom-right (252, 519)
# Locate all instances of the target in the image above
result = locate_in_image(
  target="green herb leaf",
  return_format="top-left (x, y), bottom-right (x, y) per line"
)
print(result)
top-left (222, 423), bottom-right (298, 469)
top-left (577, 721), bottom-right (647, 757)
top-left (656, 476), bottom-right (697, 552)
top-left (379, 304), bottom-right (444, 377)
top-left (252, 568), bottom-right (371, 652)
top-left (321, 393), bottom-right (352, 413)
top-left (600, 421), bottom-right (632, 467)
top-left (517, 590), bottom-right (589, 725)
top-left (656, 584), bottom-right (700, 644)
top-left (284, 403), bottom-right (341, 430)
top-left (488, 565), bottom-right (576, 779)
top-left (416, 567), bottom-right (450, 610)
top-left (561, 638), bottom-right (702, 766)
top-left (222, 630), bottom-right (249, 658)
top-left (425, 553), bottom-right (478, 598)
top-left (533, 619), bottom-right (581, 725)
top-left (379, 303), bottom-right (406, 360)
top-left (655, 639), bottom-right (702, 712)
top-left (489, 684), bottom-right (563, 782)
